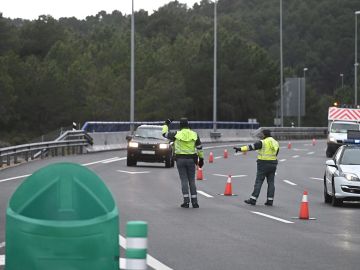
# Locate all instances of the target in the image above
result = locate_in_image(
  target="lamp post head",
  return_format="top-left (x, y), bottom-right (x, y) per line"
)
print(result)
top-left (340, 73), bottom-right (344, 77)
top-left (303, 68), bottom-right (308, 72)
top-left (355, 11), bottom-right (360, 15)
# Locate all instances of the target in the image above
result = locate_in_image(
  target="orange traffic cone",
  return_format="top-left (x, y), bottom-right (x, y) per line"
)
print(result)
top-left (292, 191), bottom-right (316, 220)
top-left (219, 175), bottom-right (237, 196)
top-left (196, 167), bottom-right (203, 180)
top-left (299, 191), bottom-right (309, 219)
top-left (287, 142), bottom-right (292, 149)
top-left (312, 138), bottom-right (316, 146)
top-left (209, 152), bottom-right (214, 163)
top-left (224, 149), bottom-right (228, 159)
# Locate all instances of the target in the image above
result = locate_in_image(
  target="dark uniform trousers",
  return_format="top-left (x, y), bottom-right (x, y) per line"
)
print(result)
top-left (251, 159), bottom-right (278, 199)
top-left (176, 158), bottom-right (197, 203)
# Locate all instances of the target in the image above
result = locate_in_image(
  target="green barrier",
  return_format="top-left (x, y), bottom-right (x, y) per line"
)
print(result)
top-left (125, 221), bottom-right (148, 270)
top-left (5, 162), bottom-right (119, 270)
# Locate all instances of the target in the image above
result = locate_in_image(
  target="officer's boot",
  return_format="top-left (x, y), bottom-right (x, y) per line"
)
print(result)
top-left (192, 199), bottom-right (199, 208)
top-left (180, 201), bottom-right (190, 208)
top-left (264, 200), bottom-right (273, 206)
top-left (244, 198), bottom-right (256, 205)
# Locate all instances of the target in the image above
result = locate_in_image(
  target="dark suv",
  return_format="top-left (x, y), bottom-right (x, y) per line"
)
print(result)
top-left (126, 125), bottom-right (175, 168)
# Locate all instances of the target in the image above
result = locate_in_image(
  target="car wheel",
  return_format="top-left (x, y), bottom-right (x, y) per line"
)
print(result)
top-left (326, 148), bottom-right (333, 158)
top-left (324, 175), bottom-right (331, 203)
top-left (127, 157), bottom-right (137, 167)
top-left (331, 179), bottom-right (343, 206)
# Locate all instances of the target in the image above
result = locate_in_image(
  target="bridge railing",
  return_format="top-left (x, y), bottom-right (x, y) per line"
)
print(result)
top-left (0, 130), bottom-right (93, 168)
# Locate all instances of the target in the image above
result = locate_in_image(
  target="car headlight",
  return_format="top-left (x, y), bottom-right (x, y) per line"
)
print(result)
top-left (129, 142), bottom-right (139, 148)
top-left (341, 172), bottom-right (360, 181)
top-left (328, 137), bottom-right (337, 143)
top-left (159, 143), bottom-right (169, 149)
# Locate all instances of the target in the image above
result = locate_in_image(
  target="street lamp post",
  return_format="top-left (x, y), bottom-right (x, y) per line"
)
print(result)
top-left (340, 73), bottom-right (344, 89)
top-left (280, 0), bottom-right (284, 127)
top-left (213, 0), bottom-right (217, 132)
top-left (130, 0), bottom-right (135, 133)
top-left (355, 11), bottom-right (360, 106)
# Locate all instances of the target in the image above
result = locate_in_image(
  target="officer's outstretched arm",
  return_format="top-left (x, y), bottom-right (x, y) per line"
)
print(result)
top-left (234, 141), bottom-right (262, 152)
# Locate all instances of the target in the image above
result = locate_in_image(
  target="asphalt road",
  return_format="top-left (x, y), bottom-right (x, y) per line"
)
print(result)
top-left (0, 140), bottom-right (359, 270)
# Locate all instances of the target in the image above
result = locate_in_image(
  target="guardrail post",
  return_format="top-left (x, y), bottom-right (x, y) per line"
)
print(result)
top-left (7, 155), bottom-right (10, 166)
top-left (14, 154), bottom-right (18, 164)
top-left (126, 221), bottom-right (148, 270)
top-left (0, 155), bottom-right (3, 167)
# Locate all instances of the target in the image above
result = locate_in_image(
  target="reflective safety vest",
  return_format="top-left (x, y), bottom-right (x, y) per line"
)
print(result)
top-left (174, 128), bottom-right (198, 155)
top-left (257, 137), bottom-right (279, 161)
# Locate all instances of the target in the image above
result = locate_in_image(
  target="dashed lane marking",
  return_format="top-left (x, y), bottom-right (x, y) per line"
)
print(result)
top-left (214, 156), bottom-right (222, 159)
top-left (0, 174), bottom-right (30, 183)
top-left (292, 155), bottom-right (300, 158)
top-left (102, 157), bottom-right (126, 163)
top-left (279, 159), bottom-right (287, 162)
top-left (117, 170), bottom-right (150, 175)
top-left (0, 242), bottom-right (4, 248)
top-left (82, 157), bottom-right (123, 166)
top-left (283, 180), bottom-right (297, 186)
top-left (307, 152), bottom-right (315, 155)
top-left (0, 255), bottom-right (4, 266)
top-left (251, 211), bottom-right (294, 224)
top-left (197, 190), bottom-right (214, 198)
top-left (310, 177), bottom-right (323, 181)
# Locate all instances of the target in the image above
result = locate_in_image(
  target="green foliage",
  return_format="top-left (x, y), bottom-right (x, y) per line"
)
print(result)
top-left (1, 0), bottom-right (357, 144)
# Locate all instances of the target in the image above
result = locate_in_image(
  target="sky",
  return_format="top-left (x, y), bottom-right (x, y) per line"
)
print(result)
top-left (0, 0), bottom-right (200, 20)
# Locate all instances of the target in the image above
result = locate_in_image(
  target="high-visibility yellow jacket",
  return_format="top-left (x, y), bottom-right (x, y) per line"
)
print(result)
top-left (240, 137), bottom-right (279, 161)
top-left (162, 125), bottom-right (204, 159)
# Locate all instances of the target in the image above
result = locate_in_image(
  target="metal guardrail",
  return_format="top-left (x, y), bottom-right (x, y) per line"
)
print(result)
top-left (0, 130), bottom-right (93, 168)
top-left (252, 127), bottom-right (328, 140)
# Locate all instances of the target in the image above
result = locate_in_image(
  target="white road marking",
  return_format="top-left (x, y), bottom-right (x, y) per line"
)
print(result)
top-left (119, 235), bottom-right (173, 270)
top-left (212, 174), bottom-right (246, 178)
top-left (292, 155), bottom-right (300, 158)
top-left (293, 148), bottom-right (308, 151)
top-left (279, 159), bottom-right (286, 162)
top-left (214, 156), bottom-right (222, 159)
top-left (251, 211), bottom-right (294, 224)
top-left (82, 157), bottom-right (122, 166)
top-left (307, 152), bottom-right (315, 155)
top-left (0, 174), bottom-right (30, 183)
top-left (0, 255), bottom-right (4, 266)
top-left (203, 144), bottom-right (239, 150)
top-left (310, 177), bottom-right (323, 181)
top-left (117, 170), bottom-right (150, 175)
top-left (213, 174), bottom-right (230, 177)
top-left (283, 180), bottom-right (297, 186)
top-left (197, 190), bottom-right (214, 198)
top-left (0, 242), bottom-right (5, 248)
top-left (102, 157), bottom-right (127, 163)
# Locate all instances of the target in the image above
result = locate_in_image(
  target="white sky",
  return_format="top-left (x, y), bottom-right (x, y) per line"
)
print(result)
top-left (1, 0), bottom-right (200, 20)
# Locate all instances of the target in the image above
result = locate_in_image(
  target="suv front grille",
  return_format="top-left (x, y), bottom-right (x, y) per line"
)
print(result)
top-left (140, 144), bottom-right (157, 150)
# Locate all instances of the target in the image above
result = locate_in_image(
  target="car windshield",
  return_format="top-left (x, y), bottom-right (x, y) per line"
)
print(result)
top-left (341, 148), bottom-right (360, 165)
top-left (331, 123), bottom-right (359, 133)
top-left (135, 127), bottom-right (164, 139)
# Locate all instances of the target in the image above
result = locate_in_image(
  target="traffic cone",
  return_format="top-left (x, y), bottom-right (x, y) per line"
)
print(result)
top-left (196, 167), bottom-right (203, 180)
top-left (223, 149), bottom-right (228, 159)
top-left (312, 138), bottom-right (316, 146)
top-left (209, 152), bottom-right (214, 163)
top-left (299, 191), bottom-right (309, 219)
top-left (287, 142), bottom-right (292, 149)
top-left (219, 175), bottom-right (237, 196)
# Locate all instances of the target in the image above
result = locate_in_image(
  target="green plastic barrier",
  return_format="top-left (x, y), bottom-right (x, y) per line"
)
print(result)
top-left (5, 162), bottom-right (119, 270)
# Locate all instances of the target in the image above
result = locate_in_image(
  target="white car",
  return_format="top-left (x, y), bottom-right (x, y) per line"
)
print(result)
top-left (324, 144), bottom-right (360, 206)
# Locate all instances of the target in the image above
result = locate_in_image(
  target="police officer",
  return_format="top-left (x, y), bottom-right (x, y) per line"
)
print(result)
top-left (234, 129), bottom-right (279, 206)
top-left (162, 118), bottom-right (204, 208)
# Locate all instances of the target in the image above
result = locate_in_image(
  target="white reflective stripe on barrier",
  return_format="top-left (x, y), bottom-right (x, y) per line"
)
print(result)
top-left (126, 238), bottom-right (147, 249)
top-left (126, 259), bottom-right (147, 270)
top-left (302, 195), bottom-right (308, 202)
